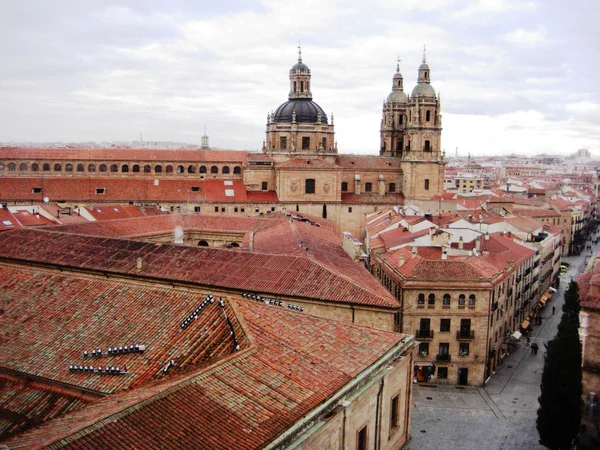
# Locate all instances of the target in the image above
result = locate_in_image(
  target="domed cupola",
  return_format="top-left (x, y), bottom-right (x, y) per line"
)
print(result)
top-left (263, 47), bottom-right (336, 154)
top-left (272, 47), bottom-right (328, 124)
top-left (411, 46), bottom-right (436, 99)
top-left (387, 61), bottom-right (408, 104)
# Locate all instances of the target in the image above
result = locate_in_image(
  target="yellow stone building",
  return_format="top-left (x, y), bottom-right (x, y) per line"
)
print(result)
top-left (0, 50), bottom-right (446, 240)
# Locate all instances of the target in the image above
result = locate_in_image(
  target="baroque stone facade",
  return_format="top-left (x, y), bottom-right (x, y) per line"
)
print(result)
top-left (0, 50), bottom-right (446, 240)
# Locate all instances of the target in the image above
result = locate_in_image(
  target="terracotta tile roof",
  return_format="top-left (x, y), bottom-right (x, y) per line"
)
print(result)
top-left (3, 297), bottom-right (410, 450)
top-left (0, 229), bottom-right (399, 308)
top-left (0, 264), bottom-right (245, 396)
top-left (336, 155), bottom-right (403, 170)
top-left (0, 147), bottom-right (248, 163)
top-left (9, 210), bottom-right (53, 227)
top-left (506, 216), bottom-right (543, 234)
top-left (579, 272), bottom-right (600, 312)
top-left (0, 209), bottom-right (22, 231)
top-left (48, 214), bottom-right (285, 239)
top-left (0, 178), bottom-right (258, 203)
top-left (512, 208), bottom-right (561, 218)
top-left (379, 227), bottom-right (429, 250)
top-left (0, 377), bottom-right (89, 442)
top-left (87, 204), bottom-right (146, 221)
top-left (381, 246), bottom-right (503, 281)
top-left (246, 191), bottom-right (279, 202)
top-left (40, 204), bottom-right (90, 224)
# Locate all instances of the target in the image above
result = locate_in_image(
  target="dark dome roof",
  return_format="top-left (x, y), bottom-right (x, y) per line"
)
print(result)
top-left (291, 61), bottom-right (310, 72)
top-left (273, 99), bottom-right (328, 124)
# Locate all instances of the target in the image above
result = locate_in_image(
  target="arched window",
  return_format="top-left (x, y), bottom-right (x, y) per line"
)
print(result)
top-left (188, 165), bottom-right (196, 174)
top-left (341, 182), bottom-right (348, 192)
top-left (417, 294), bottom-right (425, 305)
top-left (110, 164), bottom-right (118, 172)
top-left (469, 294), bottom-right (476, 306)
top-left (43, 163), bottom-right (51, 172)
top-left (222, 166), bottom-right (230, 174)
top-left (144, 165), bottom-right (151, 173)
top-left (76, 164), bottom-right (84, 172)
top-left (199, 166), bottom-right (207, 174)
top-left (99, 164), bottom-right (107, 172)
top-left (88, 164), bottom-right (96, 172)
top-left (210, 166), bottom-right (218, 174)
top-left (65, 163), bottom-right (73, 172)
top-left (176, 165), bottom-right (184, 174)
top-left (458, 294), bottom-right (466, 306)
top-left (54, 163), bottom-right (62, 172)
top-left (233, 166), bottom-right (241, 174)
top-left (230, 242), bottom-right (240, 248)
top-left (365, 182), bottom-right (372, 192)
top-left (155, 165), bottom-right (162, 173)
top-left (132, 165), bottom-right (140, 173)
top-left (121, 165), bottom-right (129, 173)
top-left (8, 163), bottom-right (16, 171)
top-left (443, 294), bottom-right (451, 306)
top-left (165, 165), bottom-right (173, 173)
top-left (32, 163), bottom-right (39, 172)
top-left (19, 163), bottom-right (28, 171)
top-left (198, 240), bottom-right (209, 247)
top-left (428, 294), bottom-right (435, 305)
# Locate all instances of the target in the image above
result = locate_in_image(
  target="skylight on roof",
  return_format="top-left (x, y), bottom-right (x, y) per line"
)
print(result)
top-left (2, 220), bottom-right (13, 227)
top-left (224, 180), bottom-right (233, 186)
top-left (225, 189), bottom-right (235, 197)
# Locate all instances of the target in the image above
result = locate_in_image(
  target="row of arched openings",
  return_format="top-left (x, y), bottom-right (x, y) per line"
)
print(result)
top-left (4, 163), bottom-right (242, 175)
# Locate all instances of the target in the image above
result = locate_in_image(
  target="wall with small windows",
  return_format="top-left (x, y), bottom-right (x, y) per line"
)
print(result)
top-left (294, 344), bottom-right (413, 450)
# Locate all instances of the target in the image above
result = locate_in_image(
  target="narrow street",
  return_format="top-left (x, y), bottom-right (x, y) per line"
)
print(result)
top-left (410, 248), bottom-right (592, 450)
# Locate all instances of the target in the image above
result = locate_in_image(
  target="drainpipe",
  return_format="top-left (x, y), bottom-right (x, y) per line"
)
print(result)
top-left (375, 377), bottom-right (385, 450)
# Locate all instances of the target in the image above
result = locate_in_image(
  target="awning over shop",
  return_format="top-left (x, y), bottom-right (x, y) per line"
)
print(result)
top-left (512, 330), bottom-right (522, 340)
top-left (539, 297), bottom-right (548, 306)
top-left (521, 319), bottom-right (530, 329)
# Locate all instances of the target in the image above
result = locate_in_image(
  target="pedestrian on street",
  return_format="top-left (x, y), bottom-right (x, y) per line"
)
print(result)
top-left (532, 343), bottom-right (539, 355)
top-left (552, 306), bottom-right (556, 315)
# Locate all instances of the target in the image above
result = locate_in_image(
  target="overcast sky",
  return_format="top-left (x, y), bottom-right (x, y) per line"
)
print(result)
top-left (0, 0), bottom-right (598, 156)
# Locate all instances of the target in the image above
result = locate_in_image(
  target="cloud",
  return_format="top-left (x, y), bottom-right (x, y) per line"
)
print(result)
top-left (0, 0), bottom-right (597, 157)
top-left (505, 27), bottom-right (545, 46)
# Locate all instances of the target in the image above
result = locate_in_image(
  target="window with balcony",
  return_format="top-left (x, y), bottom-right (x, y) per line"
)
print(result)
top-left (459, 342), bottom-right (470, 356)
top-left (440, 318), bottom-right (451, 332)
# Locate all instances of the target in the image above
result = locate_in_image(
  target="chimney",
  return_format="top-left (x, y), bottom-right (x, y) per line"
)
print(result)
top-left (485, 232), bottom-right (490, 240)
top-left (475, 238), bottom-right (481, 252)
top-left (398, 255), bottom-right (405, 267)
top-left (136, 257), bottom-right (143, 270)
top-left (507, 231), bottom-right (512, 238)
top-left (249, 231), bottom-right (255, 251)
top-left (411, 245), bottom-right (417, 257)
top-left (458, 236), bottom-right (464, 249)
top-left (441, 249), bottom-right (448, 260)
